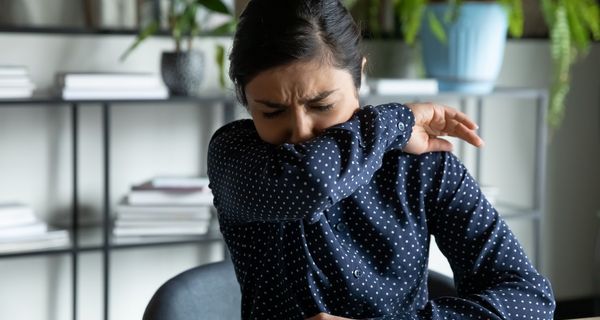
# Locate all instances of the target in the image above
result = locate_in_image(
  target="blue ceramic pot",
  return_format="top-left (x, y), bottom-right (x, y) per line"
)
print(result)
top-left (420, 3), bottom-right (508, 93)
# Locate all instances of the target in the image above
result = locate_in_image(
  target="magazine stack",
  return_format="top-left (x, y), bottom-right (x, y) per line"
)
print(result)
top-left (0, 203), bottom-right (69, 253)
top-left (0, 66), bottom-right (35, 99)
top-left (113, 177), bottom-right (214, 238)
top-left (57, 72), bottom-right (168, 100)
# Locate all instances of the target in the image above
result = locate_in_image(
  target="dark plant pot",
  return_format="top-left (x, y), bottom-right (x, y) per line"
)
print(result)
top-left (160, 51), bottom-right (204, 96)
top-left (421, 3), bottom-right (508, 93)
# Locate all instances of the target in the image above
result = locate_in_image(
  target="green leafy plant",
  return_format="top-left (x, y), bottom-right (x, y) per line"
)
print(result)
top-left (347, 0), bottom-right (600, 129)
top-left (541, 0), bottom-right (600, 127)
top-left (120, 0), bottom-right (236, 88)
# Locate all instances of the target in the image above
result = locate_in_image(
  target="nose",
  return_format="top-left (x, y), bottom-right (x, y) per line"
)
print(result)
top-left (289, 111), bottom-right (314, 144)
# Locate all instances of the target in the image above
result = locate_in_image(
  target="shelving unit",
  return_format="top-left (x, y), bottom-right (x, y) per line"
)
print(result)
top-left (0, 87), bottom-right (548, 320)
top-left (0, 92), bottom-right (236, 320)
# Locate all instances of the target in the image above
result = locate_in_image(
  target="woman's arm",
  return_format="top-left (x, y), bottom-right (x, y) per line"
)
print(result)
top-left (418, 152), bottom-right (555, 319)
top-left (207, 103), bottom-right (414, 224)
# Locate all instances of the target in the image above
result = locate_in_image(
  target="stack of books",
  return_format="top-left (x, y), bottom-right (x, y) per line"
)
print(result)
top-left (57, 72), bottom-right (169, 100)
top-left (0, 203), bottom-right (69, 253)
top-left (113, 177), bottom-right (214, 237)
top-left (366, 78), bottom-right (439, 95)
top-left (0, 66), bottom-right (35, 99)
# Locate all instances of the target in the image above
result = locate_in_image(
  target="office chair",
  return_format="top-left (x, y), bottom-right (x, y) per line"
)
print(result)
top-left (143, 260), bottom-right (456, 320)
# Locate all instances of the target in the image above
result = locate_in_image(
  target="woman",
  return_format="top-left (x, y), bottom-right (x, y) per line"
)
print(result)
top-left (207, 0), bottom-right (555, 319)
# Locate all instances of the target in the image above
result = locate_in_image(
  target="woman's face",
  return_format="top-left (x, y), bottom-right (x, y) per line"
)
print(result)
top-left (245, 59), bottom-right (360, 145)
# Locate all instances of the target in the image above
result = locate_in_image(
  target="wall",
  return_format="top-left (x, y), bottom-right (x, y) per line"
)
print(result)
top-left (0, 32), bottom-right (598, 319)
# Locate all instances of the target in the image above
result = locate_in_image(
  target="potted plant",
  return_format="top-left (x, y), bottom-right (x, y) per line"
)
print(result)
top-left (121, 0), bottom-right (236, 95)
top-left (346, 0), bottom-right (600, 128)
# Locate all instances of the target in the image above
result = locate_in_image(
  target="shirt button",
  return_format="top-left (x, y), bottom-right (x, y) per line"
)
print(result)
top-left (397, 122), bottom-right (406, 131)
top-left (353, 269), bottom-right (363, 278)
top-left (335, 222), bottom-right (347, 232)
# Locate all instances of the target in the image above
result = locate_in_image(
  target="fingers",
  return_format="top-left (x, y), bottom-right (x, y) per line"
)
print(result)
top-left (448, 122), bottom-right (485, 147)
top-left (427, 137), bottom-right (454, 152)
top-left (406, 102), bottom-right (485, 151)
top-left (433, 106), bottom-right (484, 147)
top-left (443, 105), bottom-right (478, 130)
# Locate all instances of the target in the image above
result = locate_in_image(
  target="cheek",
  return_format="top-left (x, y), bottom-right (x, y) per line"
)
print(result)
top-left (251, 116), bottom-right (287, 145)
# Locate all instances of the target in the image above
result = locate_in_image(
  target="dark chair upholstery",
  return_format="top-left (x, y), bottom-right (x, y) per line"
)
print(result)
top-left (143, 260), bottom-right (241, 320)
top-left (143, 260), bottom-right (456, 320)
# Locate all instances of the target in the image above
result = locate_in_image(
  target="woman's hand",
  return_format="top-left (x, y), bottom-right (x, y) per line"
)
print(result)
top-left (404, 102), bottom-right (484, 155)
top-left (306, 312), bottom-right (354, 320)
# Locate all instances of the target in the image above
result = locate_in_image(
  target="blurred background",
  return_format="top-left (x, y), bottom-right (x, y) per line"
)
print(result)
top-left (0, 0), bottom-right (598, 319)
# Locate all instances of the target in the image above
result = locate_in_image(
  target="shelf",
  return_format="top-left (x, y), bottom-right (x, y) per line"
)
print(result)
top-left (361, 87), bottom-right (548, 100)
top-left (0, 91), bottom-right (234, 106)
top-left (78, 223), bottom-right (223, 251)
top-left (0, 246), bottom-right (73, 259)
top-left (0, 222), bottom-right (223, 259)
top-left (496, 203), bottom-right (541, 219)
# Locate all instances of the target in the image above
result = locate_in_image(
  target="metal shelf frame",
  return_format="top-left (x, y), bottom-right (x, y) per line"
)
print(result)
top-left (0, 92), bottom-right (236, 320)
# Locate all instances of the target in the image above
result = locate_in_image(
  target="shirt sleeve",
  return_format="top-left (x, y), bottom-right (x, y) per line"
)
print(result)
top-left (414, 152), bottom-right (556, 319)
top-left (207, 103), bottom-right (415, 225)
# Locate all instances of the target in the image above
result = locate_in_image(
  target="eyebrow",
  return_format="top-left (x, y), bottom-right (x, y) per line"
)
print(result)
top-left (254, 90), bottom-right (337, 109)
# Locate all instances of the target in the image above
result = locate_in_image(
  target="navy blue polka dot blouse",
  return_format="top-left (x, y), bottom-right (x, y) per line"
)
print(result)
top-left (207, 103), bottom-right (555, 319)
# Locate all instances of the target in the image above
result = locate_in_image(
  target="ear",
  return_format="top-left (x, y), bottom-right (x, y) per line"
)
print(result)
top-left (361, 57), bottom-right (367, 75)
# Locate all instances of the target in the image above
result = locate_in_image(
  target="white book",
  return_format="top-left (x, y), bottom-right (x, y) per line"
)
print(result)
top-left (0, 75), bottom-right (34, 87)
top-left (0, 66), bottom-right (28, 77)
top-left (116, 205), bottom-right (212, 220)
top-left (150, 177), bottom-right (210, 189)
top-left (114, 219), bottom-right (210, 229)
top-left (368, 78), bottom-right (439, 95)
top-left (58, 72), bottom-right (163, 89)
top-left (0, 230), bottom-right (69, 253)
top-left (0, 86), bottom-right (34, 99)
top-left (113, 224), bottom-right (209, 236)
top-left (62, 86), bottom-right (168, 100)
top-left (0, 222), bottom-right (48, 240)
top-left (127, 191), bottom-right (214, 206)
top-left (0, 203), bottom-right (37, 228)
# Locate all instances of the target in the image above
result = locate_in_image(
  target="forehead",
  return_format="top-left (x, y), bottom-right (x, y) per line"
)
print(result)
top-left (245, 59), bottom-right (353, 102)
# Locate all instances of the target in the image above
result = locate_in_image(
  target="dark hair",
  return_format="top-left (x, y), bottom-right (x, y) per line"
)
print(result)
top-left (229, 0), bottom-right (363, 105)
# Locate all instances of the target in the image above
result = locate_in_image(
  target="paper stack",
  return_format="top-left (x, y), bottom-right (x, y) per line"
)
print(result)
top-left (0, 66), bottom-right (35, 99)
top-left (114, 177), bottom-right (214, 237)
top-left (57, 72), bottom-right (169, 100)
top-left (0, 203), bottom-right (69, 253)
top-left (367, 78), bottom-right (439, 95)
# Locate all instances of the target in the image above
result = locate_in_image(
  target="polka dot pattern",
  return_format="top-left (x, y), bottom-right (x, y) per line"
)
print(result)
top-left (207, 103), bottom-right (555, 319)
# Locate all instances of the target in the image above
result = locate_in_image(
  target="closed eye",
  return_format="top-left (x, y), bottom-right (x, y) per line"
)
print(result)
top-left (263, 109), bottom-right (284, 118)
top-left (312, 104), bottom-right (334, 111)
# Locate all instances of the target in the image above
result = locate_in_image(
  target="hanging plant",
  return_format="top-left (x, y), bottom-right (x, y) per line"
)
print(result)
top-left (541, 0), bottom-right (600, 128)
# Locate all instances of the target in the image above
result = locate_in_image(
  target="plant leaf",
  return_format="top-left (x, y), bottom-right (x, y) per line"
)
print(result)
top-left (196, 0), bottom-right (230, 15)
top-left (444, 0), bottom-right (462, 23)
top-left (501, 0), bottom-right (524, 38)
top-left (428, 11), bottom-right (447, 44)
top-left (215, 44), bottom-right (227, 88)
top-left (210, 20), bottom-right (237, 35)
top-left (565, 0), bottom-right (589, 50)
top-left (579, 0), bottom-right (600, 40)
top-left (396, 0), bottom-right (426, 45)
top-left (120, 21), bottom-right (159, 61)
top-left (548, 2), bottom-right (571, 128)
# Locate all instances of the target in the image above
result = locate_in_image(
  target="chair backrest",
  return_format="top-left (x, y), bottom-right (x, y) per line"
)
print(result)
top-left (143, 260), bottom-right (242, 320)
top-left (143, 259), bottom-right (456, 320)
